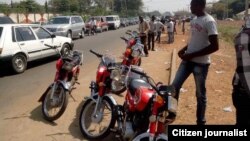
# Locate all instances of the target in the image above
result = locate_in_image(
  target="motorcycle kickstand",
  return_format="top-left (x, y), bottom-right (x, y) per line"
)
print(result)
top-left (69, 91), bottom-right (77, 102)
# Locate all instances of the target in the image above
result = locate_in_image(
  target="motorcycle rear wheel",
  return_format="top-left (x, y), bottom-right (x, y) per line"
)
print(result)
top-left (79, 97), bottom-right (116, 139)
top-left (42, 84), bottom-right (68, 122)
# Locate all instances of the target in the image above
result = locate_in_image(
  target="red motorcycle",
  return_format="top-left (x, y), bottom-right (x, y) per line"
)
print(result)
top-left (110, 31), bottom-right (145, 94)
top-left (113, 65), bottom-right (177, 141)
top-left (38, 44), bottom-right (83, 122)
top-left (120, 30), bottom-right (144, 66)
top-left (79, 50), bottom-right (118, 139)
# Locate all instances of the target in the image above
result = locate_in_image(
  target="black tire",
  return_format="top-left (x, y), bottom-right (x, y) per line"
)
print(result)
top-left (80, 29), bottom-right (85, 38)
top-left (66, 30), bottom-right (72, 39)
top-left (42, 84), bottom-right (69, 122)
top-left (11, 54), bottom-right (27, 74)
top-left (79, 97), bottom-right (116, 140)
top-left (61, 43), bottom-right (71, 56)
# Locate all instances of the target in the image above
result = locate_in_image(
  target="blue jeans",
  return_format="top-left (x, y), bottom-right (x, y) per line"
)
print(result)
top-left (172, 61), bottom-right (210, 125)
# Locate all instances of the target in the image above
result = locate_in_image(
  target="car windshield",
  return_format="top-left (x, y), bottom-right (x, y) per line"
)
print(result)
top-left (106, 17), bottom-right (114, 21)
top-left (0, 17), bottom-right (15, 24)
top-left (49, 17), bottom-right (70, 24)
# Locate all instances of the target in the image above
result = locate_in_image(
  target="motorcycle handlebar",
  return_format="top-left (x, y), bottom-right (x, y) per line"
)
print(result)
top-left (89, 49), bottom-right (103, 58)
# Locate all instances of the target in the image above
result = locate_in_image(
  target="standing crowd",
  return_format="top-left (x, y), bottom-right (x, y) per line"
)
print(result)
top-left (138, 14), bottom-right (186, 56)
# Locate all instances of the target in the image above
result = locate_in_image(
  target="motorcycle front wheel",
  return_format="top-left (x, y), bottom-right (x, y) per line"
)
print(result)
top-left (79, 97), bottom-right (116, 140)
top-left (42, 84), bottom-right (68, 122)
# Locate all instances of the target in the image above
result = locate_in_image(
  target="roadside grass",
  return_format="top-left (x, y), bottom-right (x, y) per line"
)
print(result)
top-left (217, 21), bottom-right (242, 45)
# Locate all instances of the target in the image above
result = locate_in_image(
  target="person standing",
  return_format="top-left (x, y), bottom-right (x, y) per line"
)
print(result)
top-left (139, 16), bottom-right (149, 56)
top-left (168, 0), bottom-right (219, 125)
top-left (166, 19), bottom-right (174, 44)
top-left (182, 18), bottom-right (186, 35)
top-left (232, 19), bottom-right (250, 125)
top-left (155, 18), bottom-right (164, 43)
top-left (148, 15), bottom-right (156, 51)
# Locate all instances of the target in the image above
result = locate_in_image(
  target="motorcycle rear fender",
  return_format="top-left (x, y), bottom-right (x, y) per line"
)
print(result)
top-left (38, 84), bottom-right (53, 102)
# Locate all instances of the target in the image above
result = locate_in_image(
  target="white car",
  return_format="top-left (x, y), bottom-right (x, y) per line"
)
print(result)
top-left (0, 24), bottom-right (74, 73)
top-left (105, 15), bottom-right (121, 30)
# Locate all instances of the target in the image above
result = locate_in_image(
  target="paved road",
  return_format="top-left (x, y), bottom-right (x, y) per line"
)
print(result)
top-left (0, 26), bottom-right (136, 108)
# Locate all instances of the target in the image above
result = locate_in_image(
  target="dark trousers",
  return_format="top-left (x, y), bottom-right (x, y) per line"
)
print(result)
top-left (148, 32), bottom-right (155, 50)
top-left (172, 61), bottom-right (210, 125)
top-left (155, 31), bottom-right (162, 43)
top-left (232, 85), bottom-right (250, 125)
top-left (140, 36), bottom-right (148, 55)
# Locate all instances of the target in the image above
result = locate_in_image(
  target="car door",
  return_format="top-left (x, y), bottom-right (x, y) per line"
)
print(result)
top-left (32, 26), bottom-right (58, 57)
top-left (14, 26), bottom-right (43, 61)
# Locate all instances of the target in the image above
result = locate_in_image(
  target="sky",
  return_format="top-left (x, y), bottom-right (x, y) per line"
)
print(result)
top-left (1, 0), bottom-right (219, 13)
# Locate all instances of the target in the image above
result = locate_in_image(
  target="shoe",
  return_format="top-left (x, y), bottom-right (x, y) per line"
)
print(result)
top-left (152, 49), bottom-right (155, 51)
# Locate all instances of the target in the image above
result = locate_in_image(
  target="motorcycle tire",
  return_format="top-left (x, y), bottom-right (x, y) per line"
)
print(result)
top-left (42, 84), bottom-right (69, 122)
top-left (79, 97), bottom-right (116, 140)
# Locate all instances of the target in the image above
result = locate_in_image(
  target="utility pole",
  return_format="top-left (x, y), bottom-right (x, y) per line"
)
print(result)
top-left (124, 0), bottom-right (128, 18)
top-left (245, 0), bottom-right (249, 16)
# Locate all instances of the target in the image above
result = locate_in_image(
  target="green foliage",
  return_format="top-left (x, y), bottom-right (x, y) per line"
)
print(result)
top-left (211, 0), bottom-right (246, 20)
top-left (218, 23), bottom-right (241, 45)
top-left (0, 0), bottom-right (143, 16)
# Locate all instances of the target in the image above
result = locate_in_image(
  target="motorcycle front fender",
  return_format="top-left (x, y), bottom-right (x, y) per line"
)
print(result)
top-left (57, 80), bottom-right (70, 91)
top-left (84, 93), bottom-right (117, 106)
top-left (38, 84), bottom-right (53, 102)
top-left (132, 132), bottom-right (168, 141)
top-left (103, 94), bottom-right (117, 106)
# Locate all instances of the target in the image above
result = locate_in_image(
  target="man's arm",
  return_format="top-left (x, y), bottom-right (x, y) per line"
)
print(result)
top-left (181, 35), bottom-right (219, 60)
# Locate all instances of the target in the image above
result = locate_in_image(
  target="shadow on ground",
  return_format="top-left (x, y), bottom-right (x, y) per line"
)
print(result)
top-left (29, 104), bottom-right (58, 126)
top-left (68, 99), bottom-right (119, 141)
top-left (0, 56), bottom-right (58, 78)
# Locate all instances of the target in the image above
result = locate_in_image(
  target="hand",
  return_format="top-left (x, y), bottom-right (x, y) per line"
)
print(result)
top-left (178, 49), bottom-right (185, 58)
top-left (180, 53), bottom-right (193, 61)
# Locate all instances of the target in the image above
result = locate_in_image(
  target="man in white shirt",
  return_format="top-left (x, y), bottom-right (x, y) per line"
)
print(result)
top-left (155, 18), bottom-right (164, 43)
top-left (168, 0), bottom-right (219, 125)
top-left (148, 15), bottom-right (156, 51)
top-left (167, 19), bottom-right (174, 44)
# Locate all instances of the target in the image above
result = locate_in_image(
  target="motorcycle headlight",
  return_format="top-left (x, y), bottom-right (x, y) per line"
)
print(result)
top-left (131, 49), bottom-right (140, 58)
top-left (110, 69), bottom-right (121, 81)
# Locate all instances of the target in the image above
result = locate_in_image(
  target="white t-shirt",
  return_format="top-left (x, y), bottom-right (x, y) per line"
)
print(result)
top-left (167, 21), bottom-right (174, 32)
top-left (155, 21), bottom-right (164, 32)
top-left (186, 14), bottom-right (218, 64)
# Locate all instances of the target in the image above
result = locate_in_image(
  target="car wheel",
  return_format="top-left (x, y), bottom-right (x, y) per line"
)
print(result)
top-left (61, 44), bottom-right (71, 56)
top-left (66, 31), bottom-right (72, 39)
top-left (80, 29), bottom-right (84, 38)
top-left (11, 54), bottom-right (27, 74)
